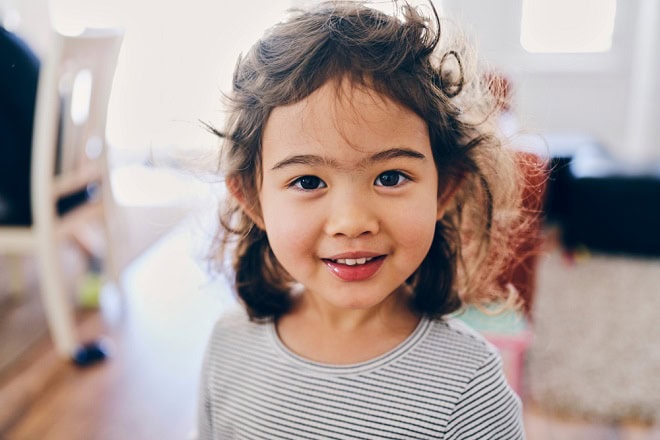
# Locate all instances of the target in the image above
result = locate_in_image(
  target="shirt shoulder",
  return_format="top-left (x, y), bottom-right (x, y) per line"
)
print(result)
top-left (431, 319), bottom-right (525, 439)
top-left (445, 317), bottom-right (500, 354)
top-left (423, 317), bottom-right (501, 369)
top-left (206, 307), bottom-right (271, 355)
top-left (210, 307), bottom-right (252, 332)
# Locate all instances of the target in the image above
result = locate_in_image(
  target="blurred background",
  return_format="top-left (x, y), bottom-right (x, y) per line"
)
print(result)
top-left (0, 0), bottom-right (659, 438)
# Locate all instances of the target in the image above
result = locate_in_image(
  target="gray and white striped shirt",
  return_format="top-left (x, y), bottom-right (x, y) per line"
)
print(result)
top-left (198, 310), bottom-right (524, 439)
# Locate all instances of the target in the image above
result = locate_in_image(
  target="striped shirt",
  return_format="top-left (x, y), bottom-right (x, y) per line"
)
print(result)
top-left (198, 310), bottom-right (525, 439)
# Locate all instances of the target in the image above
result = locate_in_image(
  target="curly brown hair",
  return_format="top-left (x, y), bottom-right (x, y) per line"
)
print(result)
top-left (208, 1), bottom-right (526, 321)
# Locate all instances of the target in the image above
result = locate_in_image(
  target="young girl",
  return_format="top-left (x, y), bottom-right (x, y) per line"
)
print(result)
top-left (199, 1), bottom-right (527, 438)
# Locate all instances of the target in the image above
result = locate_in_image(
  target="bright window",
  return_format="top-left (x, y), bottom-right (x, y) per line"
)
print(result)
top-left (520, 0), bottom-right (617, 53)
top-left (46, 0), bottom-right (291, 155)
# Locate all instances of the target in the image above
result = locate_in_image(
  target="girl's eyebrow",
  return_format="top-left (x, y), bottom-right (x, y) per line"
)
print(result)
top-left (270, 147), bottom-right (426, 171)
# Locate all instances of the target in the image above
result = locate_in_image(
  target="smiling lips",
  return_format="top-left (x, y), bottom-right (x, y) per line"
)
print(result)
top-left (323, 255), bottom-right (385, 281)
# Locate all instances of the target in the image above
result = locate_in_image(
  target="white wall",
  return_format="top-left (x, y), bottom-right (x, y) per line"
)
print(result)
top-left (1, 0), bottom-right (292, 160)
top-left (0, 0), bottom-right (50, 54)
top-left (3, 0), bottom-right (658, 163)
top-left (442, 0), bottom-right (659, 163)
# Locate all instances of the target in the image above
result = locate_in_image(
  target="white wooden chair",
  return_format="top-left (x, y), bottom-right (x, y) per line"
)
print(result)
top-left (0, 28), bottom-right (124, 364)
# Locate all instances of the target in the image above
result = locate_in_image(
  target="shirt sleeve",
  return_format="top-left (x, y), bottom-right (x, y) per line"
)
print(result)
top-left (444, 351), bottom-right (525, 439)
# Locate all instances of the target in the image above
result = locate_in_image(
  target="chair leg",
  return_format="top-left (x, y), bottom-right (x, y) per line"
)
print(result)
top-left (35, 233), bottom-right (78, 358)
top-left (35, 228), bottom-right (111, 366)
top-left (101, 218), bottom-right (124, 296)
top-left (101, 176), bottom-right (126, 297)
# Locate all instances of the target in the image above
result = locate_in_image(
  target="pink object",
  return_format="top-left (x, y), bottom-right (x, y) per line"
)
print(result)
top-left (483, 330), bottom-right (533, 398)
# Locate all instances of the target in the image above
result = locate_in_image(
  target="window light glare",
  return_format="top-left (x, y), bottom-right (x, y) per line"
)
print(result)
top-left (70, 69), bottom-right (93, 125)
top-left (521, 0), bottom-right (617, 53)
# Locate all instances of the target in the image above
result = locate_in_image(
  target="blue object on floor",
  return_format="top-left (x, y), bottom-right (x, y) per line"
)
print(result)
top-left (455, 304), bottom-right (528, 335)
top-left (72, 340), bottom-right (110, 367)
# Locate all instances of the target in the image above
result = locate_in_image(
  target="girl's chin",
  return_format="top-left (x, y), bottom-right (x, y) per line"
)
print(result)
top-left (302, 287), bottom-right (408, 314)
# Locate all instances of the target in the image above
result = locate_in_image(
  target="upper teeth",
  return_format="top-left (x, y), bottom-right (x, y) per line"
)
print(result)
top-left (335, 257), bottom-right (372, 265)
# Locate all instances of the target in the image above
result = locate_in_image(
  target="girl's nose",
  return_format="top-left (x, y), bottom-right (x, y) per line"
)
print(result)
top-left (324, 190), bottom-right (380, 238)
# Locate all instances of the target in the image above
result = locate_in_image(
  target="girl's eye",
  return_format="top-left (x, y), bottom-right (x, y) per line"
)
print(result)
top-left (375, 170), bottom-right (408, 187)
top-left (291, 175), bottom-right (327, 190)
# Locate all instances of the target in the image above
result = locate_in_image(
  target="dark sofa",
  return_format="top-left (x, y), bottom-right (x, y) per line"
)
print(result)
top-left (545, 140), bottom-right (660, 257)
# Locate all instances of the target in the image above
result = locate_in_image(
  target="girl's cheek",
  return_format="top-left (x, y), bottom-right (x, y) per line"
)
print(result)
top-left (265, 209), bottom-right (316, 250)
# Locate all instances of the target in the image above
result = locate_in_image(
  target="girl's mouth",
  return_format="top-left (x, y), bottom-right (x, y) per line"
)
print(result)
top-left (322, 255), bottom-right (385, 281)
top-left (330, 257), bottom-right (374, 266)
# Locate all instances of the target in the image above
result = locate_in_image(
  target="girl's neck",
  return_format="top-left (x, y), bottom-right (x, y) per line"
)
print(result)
top-left (275, 288), bottom-right (421, 365)
top-left (302, 286), bottom-right (415, 330)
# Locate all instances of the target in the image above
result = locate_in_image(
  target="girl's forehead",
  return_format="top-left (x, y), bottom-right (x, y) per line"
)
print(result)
top-left (261, 81), bottom-right (431, 170)
top-left (264, 81), bottom-right (427, 149)
top-left (300, 79), bottom-right (397, 120)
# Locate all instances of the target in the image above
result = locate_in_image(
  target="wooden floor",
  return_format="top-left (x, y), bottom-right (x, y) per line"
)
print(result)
top-left (0, 220), bottom-right (234, 440)
top-left (1, 221), bottom-right (659, 439)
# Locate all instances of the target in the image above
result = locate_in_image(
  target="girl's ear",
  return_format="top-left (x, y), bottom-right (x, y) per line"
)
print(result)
top-left (436, 177), bottom-right (463, 220)
top-left (226, 176), bottom-right (266, 230)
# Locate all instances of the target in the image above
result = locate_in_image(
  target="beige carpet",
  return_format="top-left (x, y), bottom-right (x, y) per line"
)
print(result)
top-left (527, 249), bottom-right (660, 423)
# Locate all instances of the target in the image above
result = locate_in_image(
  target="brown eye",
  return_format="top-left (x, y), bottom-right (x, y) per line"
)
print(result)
top-left (292, 175), bottom-right (326, 190)
top-left (375, 171), bottom-right (407, 187)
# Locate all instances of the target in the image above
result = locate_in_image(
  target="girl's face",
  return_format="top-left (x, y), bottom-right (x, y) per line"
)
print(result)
top-left (256, 81), bottom-right (447, 314)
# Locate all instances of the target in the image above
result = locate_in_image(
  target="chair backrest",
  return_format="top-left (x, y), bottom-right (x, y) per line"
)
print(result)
top-left (30, 28), bottom-right (123, 219)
